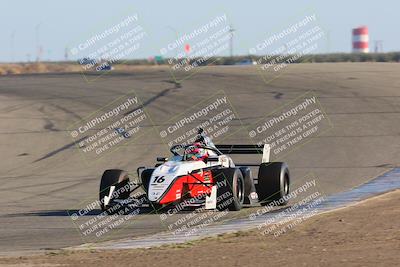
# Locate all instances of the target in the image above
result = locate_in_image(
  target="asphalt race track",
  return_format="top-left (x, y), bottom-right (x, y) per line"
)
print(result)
top-left (0, 63), bottom-right (399, 254)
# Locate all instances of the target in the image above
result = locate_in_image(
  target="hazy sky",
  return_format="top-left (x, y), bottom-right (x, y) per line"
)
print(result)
top-left (1, 0), bottom-right (397, 62)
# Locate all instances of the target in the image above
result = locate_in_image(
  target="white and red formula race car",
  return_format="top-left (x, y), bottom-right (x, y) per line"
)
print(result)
top-left (99, 131), bottom-right (290, 213)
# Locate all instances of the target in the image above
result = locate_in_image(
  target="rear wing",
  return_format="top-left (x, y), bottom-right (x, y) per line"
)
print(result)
top-left (215, 144), bottom-right (271, 163)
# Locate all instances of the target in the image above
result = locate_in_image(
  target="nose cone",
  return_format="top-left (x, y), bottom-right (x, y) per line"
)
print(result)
top-left (148, 161), bottom-right (206, 202)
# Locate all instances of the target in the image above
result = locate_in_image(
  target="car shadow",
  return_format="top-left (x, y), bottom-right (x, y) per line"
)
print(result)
top-left (1, 207), bottom-right (157, 218)
top-left (1, 206), bottom-right (204, 218)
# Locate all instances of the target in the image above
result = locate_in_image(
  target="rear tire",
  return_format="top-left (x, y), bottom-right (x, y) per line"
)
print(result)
top-left (256, 162), bottom-right (290, 206)
top-left (99, 169), bottom-right (130, 211)
top-left (213, 168), bottom-right (245, 211)
top-left (239, 166), bottom-right (256, 204)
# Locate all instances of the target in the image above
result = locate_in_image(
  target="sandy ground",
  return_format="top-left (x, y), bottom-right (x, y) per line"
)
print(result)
top-left (1, 189), bottom-right (399, 267)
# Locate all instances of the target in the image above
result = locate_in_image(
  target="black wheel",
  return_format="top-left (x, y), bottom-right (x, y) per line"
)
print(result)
top-left (140, 169), bottom-right (163, 211)
top-left (213, 168), bottom-right (245, 211)
top-left (140, 168), bottom-right (154, 194)
top-left (99, 169), bottom-right (130, 211)
top-left (256, 162), bottom-right (290, 206)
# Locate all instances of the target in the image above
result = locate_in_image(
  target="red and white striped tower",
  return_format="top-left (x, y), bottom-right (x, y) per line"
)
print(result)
top-left (352, 26), bottom-right (369, 53)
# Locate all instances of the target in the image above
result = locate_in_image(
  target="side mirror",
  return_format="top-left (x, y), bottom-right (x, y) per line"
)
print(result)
top-left (207, 156), bottom-right (219, 162)
top-left (157, 157), bottom-right (168, 162)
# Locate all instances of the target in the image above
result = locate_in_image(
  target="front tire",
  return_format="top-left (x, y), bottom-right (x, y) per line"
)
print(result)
top-left (140, 168), bottom-right (154, 194)
top-left (99, 169), bottom-right (130, 211)
top-left (140, 169), bottom-right (163, 210)
top-left (213, 168), bottom-right (245, 211)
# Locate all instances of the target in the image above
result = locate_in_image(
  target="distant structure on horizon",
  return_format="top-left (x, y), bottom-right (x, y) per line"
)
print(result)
top-left (352, 26), bottom-right (369, 53)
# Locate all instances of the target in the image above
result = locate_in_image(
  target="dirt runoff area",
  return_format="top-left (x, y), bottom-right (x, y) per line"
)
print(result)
top-left (1, 190), bottom-right (400, 267)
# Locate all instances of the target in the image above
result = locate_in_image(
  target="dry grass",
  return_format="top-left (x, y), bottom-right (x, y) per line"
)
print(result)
top-left (0, 63), bottom-right (82, 75)
top-left (0, 63), bottom-right (166, 76)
